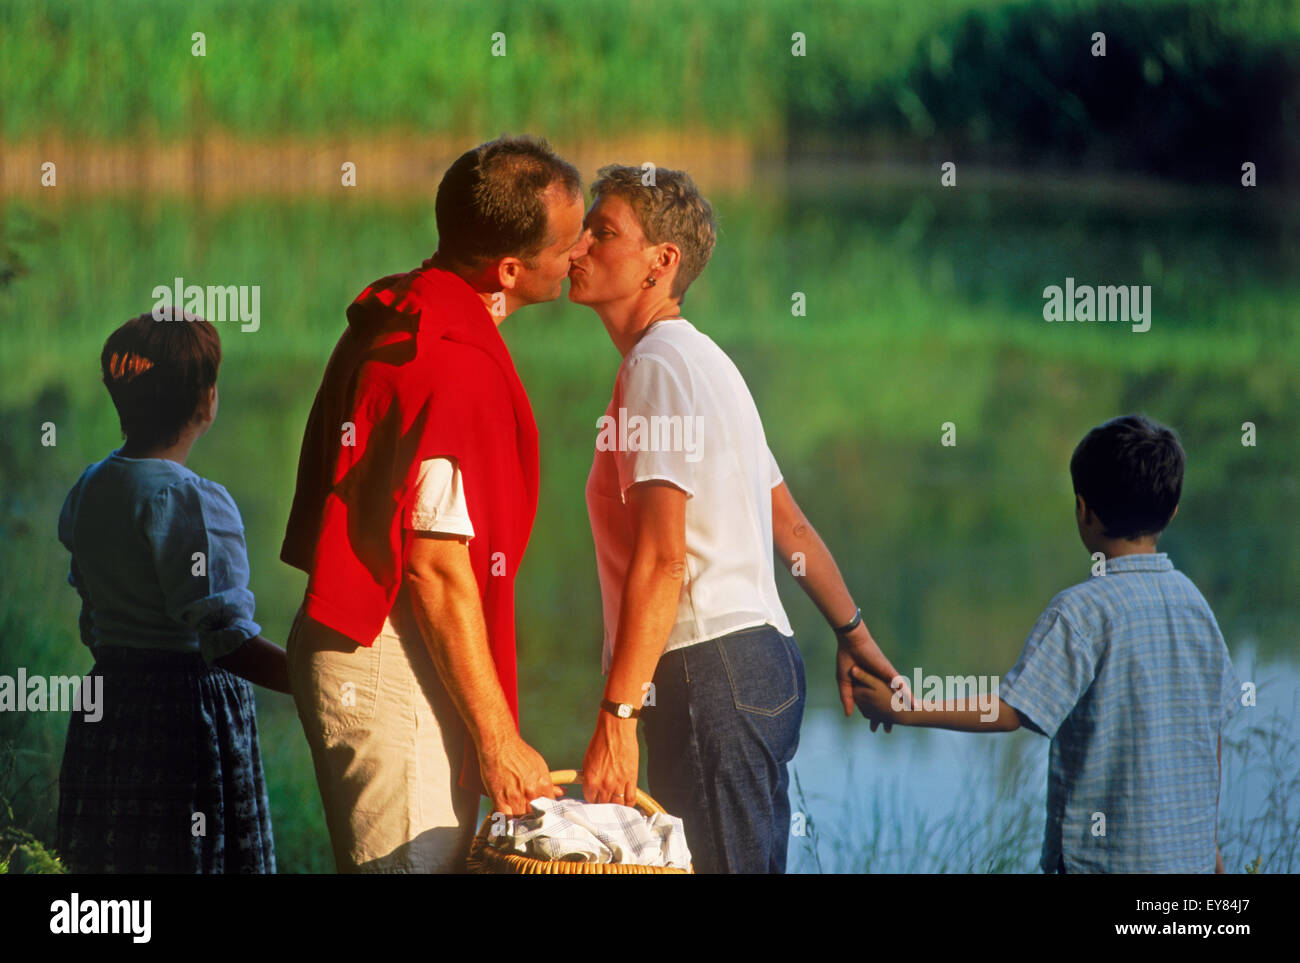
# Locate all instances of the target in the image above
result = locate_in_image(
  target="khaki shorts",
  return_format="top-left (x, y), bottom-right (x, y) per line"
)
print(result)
top-left (287, 602), bottom-right (480, 873)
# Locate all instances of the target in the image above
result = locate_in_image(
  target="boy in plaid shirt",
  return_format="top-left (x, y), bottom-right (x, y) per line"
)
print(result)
top-left (852, 415), bottom-right (1239, 873)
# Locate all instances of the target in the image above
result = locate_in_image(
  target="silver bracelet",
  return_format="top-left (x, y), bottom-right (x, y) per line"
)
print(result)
top-left (833, 607), bottom-right (862, 636)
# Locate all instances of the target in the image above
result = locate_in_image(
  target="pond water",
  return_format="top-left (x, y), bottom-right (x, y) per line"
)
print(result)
top-left (2, 168), bottom-right (1295, 872)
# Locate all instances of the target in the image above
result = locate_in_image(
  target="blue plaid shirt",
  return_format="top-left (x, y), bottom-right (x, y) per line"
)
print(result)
top-left (1000, 553), bottom-right (1239, 874)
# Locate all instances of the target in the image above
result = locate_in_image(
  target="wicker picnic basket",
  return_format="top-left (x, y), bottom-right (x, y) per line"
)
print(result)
top-left (465, 769), bottom-right (691, 874)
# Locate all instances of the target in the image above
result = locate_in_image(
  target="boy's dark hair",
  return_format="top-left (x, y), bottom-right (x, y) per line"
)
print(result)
top-left (101, 309), bottom-right (222, 450)
top-left (1069, 414), bottom-right (1185, 539)
top-left (435, 134), bottom-right (581, 270)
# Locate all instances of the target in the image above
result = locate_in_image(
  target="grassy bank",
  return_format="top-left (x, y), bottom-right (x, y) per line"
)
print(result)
top-left (2, 0), bottom-right (1296, 182)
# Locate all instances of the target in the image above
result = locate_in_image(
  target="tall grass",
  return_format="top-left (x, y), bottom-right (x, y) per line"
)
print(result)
top-left (791, 711), bottom-right (1300, 874)
top-left (790, 734), bottom-right (1044, 873)
top-left (1220, 692), bottom-right (1300, 873)
top-left (2, 0), bottom-right (1296, 182)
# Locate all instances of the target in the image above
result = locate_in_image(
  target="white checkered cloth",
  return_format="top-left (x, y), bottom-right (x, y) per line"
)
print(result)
top-left (494, 797), bottom-right (691, 869)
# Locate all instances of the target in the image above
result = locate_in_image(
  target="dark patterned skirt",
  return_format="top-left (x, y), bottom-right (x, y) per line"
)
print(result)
top-left (56, 646), bottom-right (275, 873)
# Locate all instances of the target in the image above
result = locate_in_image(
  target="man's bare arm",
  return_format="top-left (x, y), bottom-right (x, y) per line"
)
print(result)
top-left (403, 533), bottom-right (557, 815)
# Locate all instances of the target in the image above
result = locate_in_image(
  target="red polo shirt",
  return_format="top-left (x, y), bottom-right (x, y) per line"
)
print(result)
top-left (281, 262), bottom-right (539, 786)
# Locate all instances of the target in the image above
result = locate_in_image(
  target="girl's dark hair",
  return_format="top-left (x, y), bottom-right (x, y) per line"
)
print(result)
top-left (101, 309), bottom-right (222, 450)
top-left (1069, 414), bottom-right (1185, 539)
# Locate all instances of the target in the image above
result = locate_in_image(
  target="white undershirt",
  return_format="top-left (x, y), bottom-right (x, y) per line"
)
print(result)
top-left (381, 457), bottom-right (473, 638)
top-left (406, 457), bottom-right (474, 539)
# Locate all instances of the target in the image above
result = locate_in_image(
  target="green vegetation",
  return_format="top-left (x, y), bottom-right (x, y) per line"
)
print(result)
top-left (0, 827), bottom-right (67, 874)
top-left (0, 743), bottom-right (66, 874)
top-left (2, 0), bottom-right (1296, 181)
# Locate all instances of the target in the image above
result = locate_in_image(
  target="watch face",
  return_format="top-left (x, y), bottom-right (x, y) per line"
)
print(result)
top-left (617, 704), bottom-right (632, 718)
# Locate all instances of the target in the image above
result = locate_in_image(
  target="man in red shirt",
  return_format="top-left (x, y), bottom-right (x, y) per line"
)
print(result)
top-left (281, 136), bottom-right (590, 872)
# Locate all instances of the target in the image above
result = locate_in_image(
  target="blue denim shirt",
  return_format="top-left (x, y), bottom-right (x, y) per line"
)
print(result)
top-left (57, 452), bottom-right (261, 664)
top-left (1000, 553), bottom-right (1239, 874)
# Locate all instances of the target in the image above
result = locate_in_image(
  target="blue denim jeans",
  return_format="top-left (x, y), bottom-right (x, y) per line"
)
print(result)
top-left (642, 623), bottom-right (806, 874)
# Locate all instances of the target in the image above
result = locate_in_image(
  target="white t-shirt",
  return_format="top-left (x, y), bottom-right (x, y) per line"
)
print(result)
top-left (585, 318), bottom-right (793, 672)
top-left (381, 457), bottom-right (474, 638)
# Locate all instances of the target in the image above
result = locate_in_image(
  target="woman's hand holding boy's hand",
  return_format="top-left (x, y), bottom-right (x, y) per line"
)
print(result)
top-left (836, 623), bottom-right (913, 728)
top-left (849, 665), bottom-right (908, 728)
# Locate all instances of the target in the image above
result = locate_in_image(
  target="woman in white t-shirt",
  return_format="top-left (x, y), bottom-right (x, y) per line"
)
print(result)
top-left (568, 165), bottom-right (907, 873)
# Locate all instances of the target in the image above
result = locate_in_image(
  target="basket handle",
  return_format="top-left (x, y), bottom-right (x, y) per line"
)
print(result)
top-left (473, 769), bottom-right (668, 844)
top-left (548, 770), bottom-right (667, 816)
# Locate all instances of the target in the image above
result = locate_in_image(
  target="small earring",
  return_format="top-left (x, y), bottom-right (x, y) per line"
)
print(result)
top-left (645, 274), bottom-right (657, 287)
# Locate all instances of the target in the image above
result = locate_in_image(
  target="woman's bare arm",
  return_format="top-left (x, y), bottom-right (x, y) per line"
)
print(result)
top-left (583, 481), bottom-right (687, 804)
top-left (771, 481), bottom-right (909, 719)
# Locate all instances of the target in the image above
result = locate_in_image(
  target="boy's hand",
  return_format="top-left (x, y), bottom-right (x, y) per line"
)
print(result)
top-left (836, 623), bottom-right (913, 727)
top-left (849, 665), bottom-right (907, 729)
top-left (838, 646), bottom-right (892, 732)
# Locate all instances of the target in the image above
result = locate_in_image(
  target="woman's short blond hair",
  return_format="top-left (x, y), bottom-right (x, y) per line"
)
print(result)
top-left (590, 164), bottom-right (717, 300)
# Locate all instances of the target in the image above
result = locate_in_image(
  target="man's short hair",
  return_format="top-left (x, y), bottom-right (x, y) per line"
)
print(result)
top-left (101, 308), bottom-right (222, 450)
top-left (1069, 414), bottom-right (1185, 539)
top-left (435, 134), bottom-right (581, 269)
top-left (589, 164), bottom-right (717, 301)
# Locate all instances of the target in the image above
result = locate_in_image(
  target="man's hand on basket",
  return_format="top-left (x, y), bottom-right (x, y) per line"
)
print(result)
top-left (582, 710), bottom-right (639, 806)
top-left (481, 733), bottom-right (561, 817)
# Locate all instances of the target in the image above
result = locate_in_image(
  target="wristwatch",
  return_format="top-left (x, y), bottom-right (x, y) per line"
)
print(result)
top-left (601, 699), bottom-right (641, 719)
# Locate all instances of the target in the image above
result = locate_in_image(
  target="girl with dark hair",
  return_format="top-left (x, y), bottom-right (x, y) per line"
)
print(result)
top-left (55, 309), bottom-right (288, 873)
